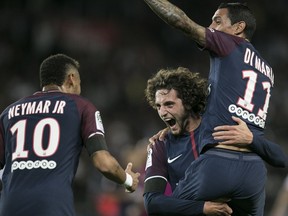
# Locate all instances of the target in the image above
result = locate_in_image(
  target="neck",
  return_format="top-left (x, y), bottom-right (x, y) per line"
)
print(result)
top-left (187, 116), bottom-right (201, 132)
top-left (42, 85), bottom-right (62, 92)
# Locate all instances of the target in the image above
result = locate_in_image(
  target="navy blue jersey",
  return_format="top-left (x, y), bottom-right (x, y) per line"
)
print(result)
top-left (143, 129), bottom-right (204, 215)
top-left (0, 90), bottom-right (105, 216)
top-left (145, 130), bottom-right (199, 190)
top-left (199, 28), bottom-right (274, 152)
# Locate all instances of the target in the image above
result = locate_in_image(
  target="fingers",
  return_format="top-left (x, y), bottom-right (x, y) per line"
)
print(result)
top-left (146, 143), bottom-right (152, 152)
top-left (148, 135), bottom-right (157, 145)
top-left (159, 127), bottom-right (169, 141)
top-left (231, 116), bottom-right (243, 124)
top-left (125, 162), bottom-right (132, 172)
top-left (214, 125), bottom-right (233, 131)
top-left (213, 131), bottom-right (236, 140)
top-left (214, 116), bottom-right (245, 131)
top-left (203, 201), bottom-right (232, 216)
top-left (125, 162), bottom-right (140, 193)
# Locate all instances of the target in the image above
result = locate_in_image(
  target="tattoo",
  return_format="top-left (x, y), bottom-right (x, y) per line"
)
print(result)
top-left (144, 0), bottom-right (205, 45)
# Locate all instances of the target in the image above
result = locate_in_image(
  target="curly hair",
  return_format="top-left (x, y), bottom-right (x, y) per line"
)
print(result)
top-left (145, 67), bottom-right (208, 116)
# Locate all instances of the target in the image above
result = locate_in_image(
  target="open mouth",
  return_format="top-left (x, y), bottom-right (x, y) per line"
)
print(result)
top-left (165, 118), bottom-right (176, 127)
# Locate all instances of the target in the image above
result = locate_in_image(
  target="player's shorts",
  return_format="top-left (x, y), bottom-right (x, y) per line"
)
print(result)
top-left (172, 147), bottom-right (266, 216)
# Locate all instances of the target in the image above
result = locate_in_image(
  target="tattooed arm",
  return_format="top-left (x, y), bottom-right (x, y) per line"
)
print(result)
top-left (144, 0), bottom-right (206, 46)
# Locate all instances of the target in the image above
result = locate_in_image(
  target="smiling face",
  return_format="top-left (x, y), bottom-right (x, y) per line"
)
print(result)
top-left (155, 89), bottom-right (190, 135)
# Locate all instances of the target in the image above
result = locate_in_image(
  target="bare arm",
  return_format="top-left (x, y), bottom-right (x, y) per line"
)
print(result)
top-left (91, 150), bottom-right (140, 192)
top-left (144, 0), bottom-right (206, 46)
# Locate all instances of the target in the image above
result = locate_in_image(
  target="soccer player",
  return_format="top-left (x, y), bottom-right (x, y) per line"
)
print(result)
top-left (143, 1), bottom-right (287, 215)
top-left (144, 67), bottom-right (233, 215)
top-left (143, 67), bottom-right (287, 216)
top-left (0, 54), bottom-right (140, 216)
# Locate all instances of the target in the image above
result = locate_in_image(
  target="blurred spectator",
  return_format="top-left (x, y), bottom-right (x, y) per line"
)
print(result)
top-left (269, 175), bottom-right (288, 216)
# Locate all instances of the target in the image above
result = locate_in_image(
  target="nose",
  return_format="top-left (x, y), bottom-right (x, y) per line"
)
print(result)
top-left (208, 23), bottom-right (214, 29)
top-left (158, 106), bottom-right (167, 118)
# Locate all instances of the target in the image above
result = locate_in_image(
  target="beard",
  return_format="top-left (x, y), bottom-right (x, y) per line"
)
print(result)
top-left (170, 112), bottom-right (190, 135)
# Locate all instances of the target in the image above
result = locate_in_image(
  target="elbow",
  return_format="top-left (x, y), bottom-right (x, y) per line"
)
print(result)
top-left (276, 155), bottom-right (288, 168)
top-left (270, 158), bottom-right (288, 168)
top-left (143, 193), bottom-right (160, 215)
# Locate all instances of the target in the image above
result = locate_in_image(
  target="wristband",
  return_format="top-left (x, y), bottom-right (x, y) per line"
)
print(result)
top-left (124, 172), bottom-right (133, 188)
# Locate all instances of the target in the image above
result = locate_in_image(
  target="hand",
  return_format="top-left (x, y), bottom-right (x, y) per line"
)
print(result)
top-left (203, 201), bottom-right (233, 216)
top-left (124, 162), bottom-right (140, 193)
top-left (148, 127), bottom-right (169, 145)
top-left (212, 116), bottom-right (253, 145)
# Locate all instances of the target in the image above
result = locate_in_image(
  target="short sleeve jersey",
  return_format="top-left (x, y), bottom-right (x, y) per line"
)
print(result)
top-left (199, 28), bottom-right (274, 152)
top-left (145, 130), bottom-right (199, 191)
top-left (0, 90), bottom-right (105, 216)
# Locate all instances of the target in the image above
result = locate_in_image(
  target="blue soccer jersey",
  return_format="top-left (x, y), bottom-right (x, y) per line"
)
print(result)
top-left (143, 130), bottom-right (205, 215)
top-left (145, 130), bottom-right (199, 190)
top-left (171, 28), bottom-right (275, 216)
top-left (199, 28), bottom-right (274, 153)
top-left (0, 90), bottom-right (105, 216)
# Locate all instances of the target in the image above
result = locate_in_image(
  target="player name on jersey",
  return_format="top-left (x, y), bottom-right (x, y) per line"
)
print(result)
top-left (8, 100), bottom-right (66, 120)
top-left (244, 47), bottom-right (274, 86)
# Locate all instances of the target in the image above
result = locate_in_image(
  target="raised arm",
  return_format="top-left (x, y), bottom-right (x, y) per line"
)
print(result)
top-left (143, 0), bottom-right (206, 46)
top-left (213, 116), bottom-right (288, 168)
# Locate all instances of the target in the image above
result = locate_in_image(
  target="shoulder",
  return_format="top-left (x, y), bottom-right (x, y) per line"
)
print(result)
top-left (205, 28), bottom-right (246, 56)
top-left (66, 94), bottom-right (97, 111)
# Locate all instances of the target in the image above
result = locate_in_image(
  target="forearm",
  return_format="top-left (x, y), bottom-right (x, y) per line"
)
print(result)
top-left (143, 0), bottom-right (205, 44)
top-left (91, 150), bottom-right (126, 184)
top-left (251, 135), bottom-right (288, 167)
top-left (144, 192), bottom-right (204, 216)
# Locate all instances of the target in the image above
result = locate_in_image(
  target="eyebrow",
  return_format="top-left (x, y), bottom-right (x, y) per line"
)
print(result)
top-left (212, 15), bottom-right (221, 22)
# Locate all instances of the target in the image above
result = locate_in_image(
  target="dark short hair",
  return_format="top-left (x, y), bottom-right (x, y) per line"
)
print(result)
top-left (145, 67), bottom-right (208, 116)
top-left (218, 2), bottom-right (256, 41)
top-left (39, 54), bottom-right (80, 88)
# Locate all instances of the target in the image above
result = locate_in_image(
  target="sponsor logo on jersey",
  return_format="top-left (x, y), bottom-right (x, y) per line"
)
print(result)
top-left (228, 104), bottom-right (265, 128)
top-left (11, 160), bottom-right (57, 171)
top-left (167, 154), bottom-right (182, 163)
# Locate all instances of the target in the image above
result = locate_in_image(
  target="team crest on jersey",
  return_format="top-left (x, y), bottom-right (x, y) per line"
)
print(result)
top-left (145, 148), bottom-right (153, 171)
top-left (95, 111), bottom-right (105, 133)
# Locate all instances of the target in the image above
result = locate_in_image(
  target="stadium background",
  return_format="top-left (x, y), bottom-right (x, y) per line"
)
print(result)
top-left (0, 0), bottom-right (287, 215)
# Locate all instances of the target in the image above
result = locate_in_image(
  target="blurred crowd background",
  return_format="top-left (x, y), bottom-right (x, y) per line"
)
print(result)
top-left (1, 0), bottom-right (287, 215)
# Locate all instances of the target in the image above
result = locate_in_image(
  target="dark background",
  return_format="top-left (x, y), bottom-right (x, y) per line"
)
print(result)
top-left (1, 0), bottom-right (287, 215)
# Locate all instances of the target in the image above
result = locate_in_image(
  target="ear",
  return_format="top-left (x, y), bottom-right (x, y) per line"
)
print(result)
top-left (61, 73), bottom-right (74, 92)
top-left (234, 21), bottom-right (246, 36)
top-left (67, 73), bottom-right (76, 86)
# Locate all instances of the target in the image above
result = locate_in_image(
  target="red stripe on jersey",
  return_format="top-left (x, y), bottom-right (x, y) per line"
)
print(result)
top-left (190, 131), bottom-right (199, 159)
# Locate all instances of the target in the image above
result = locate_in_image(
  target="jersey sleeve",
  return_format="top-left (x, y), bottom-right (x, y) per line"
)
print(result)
top-left (75, 97), bottom-right (105, 143)
top-left (204, 28), bottom-right (244, 57)
top-left (143, 192), bottom-right (204, 216)
top-left (251, 135), bottom-right (288, 167)
top-left (144, 140), bottom-right (168, 191)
